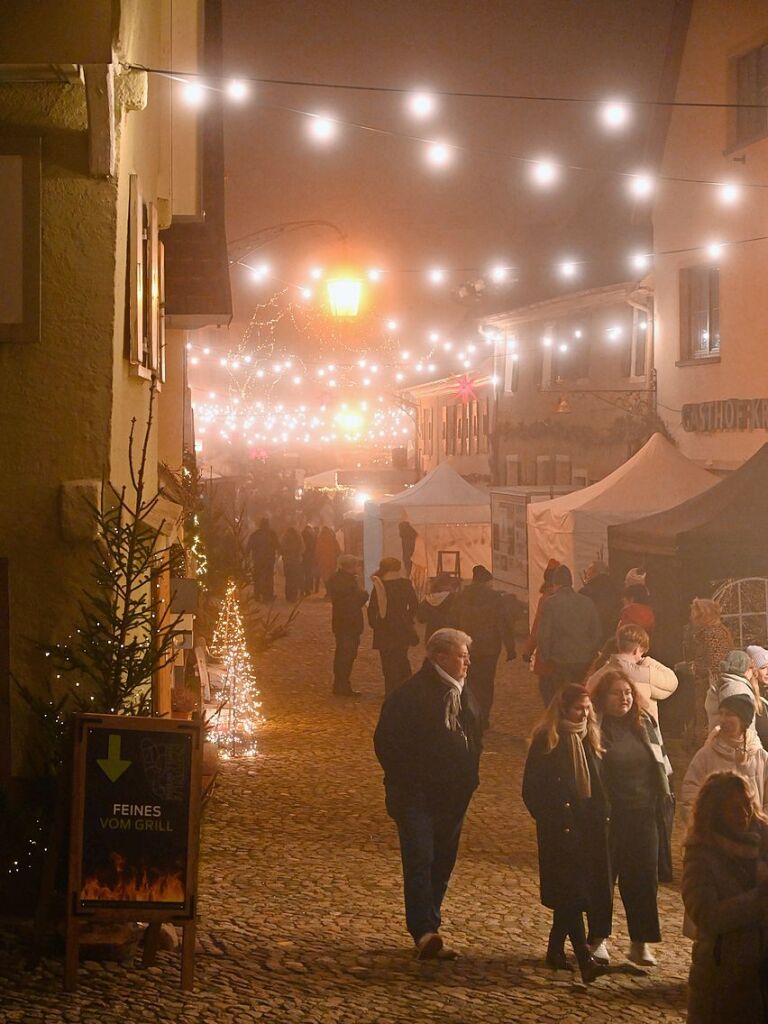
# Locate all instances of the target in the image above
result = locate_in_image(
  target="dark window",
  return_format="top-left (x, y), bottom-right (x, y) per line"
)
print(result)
top-left (680, 266), bottom-right (720, 359)
top-left (735, 44), bottom-right (768, 146)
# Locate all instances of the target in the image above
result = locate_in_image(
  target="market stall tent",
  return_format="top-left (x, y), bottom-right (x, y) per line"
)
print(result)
top-left (526, 433), bottom-right (717, 615)
top-left (363, 462), bottom-right (490, 586)
top-left (608, 442), bottom-right (768, 666)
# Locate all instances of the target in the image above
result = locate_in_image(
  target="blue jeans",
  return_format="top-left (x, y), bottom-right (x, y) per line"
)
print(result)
top-left (386, 786), bottom-right (466, 942)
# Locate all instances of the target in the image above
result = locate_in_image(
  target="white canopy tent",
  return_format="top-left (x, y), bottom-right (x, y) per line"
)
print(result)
top-left (526, 433), bottom-right (717, 615)
top-left (363, 462), bottom-right (491, 586)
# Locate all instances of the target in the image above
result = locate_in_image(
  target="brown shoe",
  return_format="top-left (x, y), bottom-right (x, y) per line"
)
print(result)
top-left (415, 932), bottom-right (443, 960)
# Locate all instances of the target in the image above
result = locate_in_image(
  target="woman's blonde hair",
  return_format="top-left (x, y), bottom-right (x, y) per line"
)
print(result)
top-left (688, 770), bottom-right (768, 842)
top-left (690, 597), bottom-right (722, 628)
top-left (530, 683), bottom-right (603, 756)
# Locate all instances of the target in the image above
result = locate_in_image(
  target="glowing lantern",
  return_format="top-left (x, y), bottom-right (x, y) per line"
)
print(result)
top-left (325, 276), bottom-right (363, 318)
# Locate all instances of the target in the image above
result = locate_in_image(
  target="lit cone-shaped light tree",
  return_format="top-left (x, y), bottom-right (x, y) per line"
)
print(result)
top-left (210, 578), bottom-right (263, 757)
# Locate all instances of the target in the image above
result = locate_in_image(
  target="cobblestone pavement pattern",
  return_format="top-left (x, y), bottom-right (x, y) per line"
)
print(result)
top-left (0, 595), bottom-right (690, 1022)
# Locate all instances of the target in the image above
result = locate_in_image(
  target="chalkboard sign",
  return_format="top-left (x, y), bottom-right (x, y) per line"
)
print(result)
top-left (65, 714), bottom-right (202, 991)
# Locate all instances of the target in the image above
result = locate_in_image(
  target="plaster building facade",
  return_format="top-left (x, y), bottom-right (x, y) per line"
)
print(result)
top-left (0, 0), bottom-right (231, 775)
top-left (652, 0), bottom-right (768, 470)
top-left (480, 282), bottom-right (657, 489)
top-left (401, 362), bottom-right (495, 482)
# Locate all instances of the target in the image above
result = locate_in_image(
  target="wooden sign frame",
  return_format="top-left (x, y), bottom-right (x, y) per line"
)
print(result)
top-left (65, 714), bottom-right (202, 991)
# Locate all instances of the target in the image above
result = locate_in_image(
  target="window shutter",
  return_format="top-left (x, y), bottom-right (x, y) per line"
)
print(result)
top-left (128, 174), bottom-right (145, 365)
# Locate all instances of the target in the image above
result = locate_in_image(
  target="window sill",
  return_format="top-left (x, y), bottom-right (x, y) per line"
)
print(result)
top-left (675, 356), bottom-right (721, 367)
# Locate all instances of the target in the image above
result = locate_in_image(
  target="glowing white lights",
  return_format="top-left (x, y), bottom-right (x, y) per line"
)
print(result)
top-left (442, 341), bottom-right (452, 351)
top-left (558, 260), bottom-right (578, 279)
top-left (251, 262), bottom-right (271, 282)
top-left (307, 113), bottom-right (338, 143)
top-left (600, 99), bottom-right (630, 131)
top-left (428, 331), bottom-right (440, 342)
top-left (181, 80), bottom-right (206, 106)
top-left (407, 91), bottom-right (437, 120)
top-left (706, 241), bottom-right (723, 260)
top-left (299, 286), bottom-right (313, 300)
top-left (559, 343), bottom-right (569, 353)
top-left (428, 267), bottom-right (446, 285)
top-left (309, 266), bottom-right (324, 280)
top-left (425, 141), bottom-right (453, 168)
top-left (718, 183), bottom-right (741, 205)
top-left (386, 319), bottom-right (399, 331)
top-left (490, 264), bottom-right (509, 283)
top-left (542, 336), bottom-right (553, 348)
top-left (631, 251), bottom-right (652, 272)
top-left (226, 79), bottom-right (250, 102)
top-left (367, 267), bottom-right (382, 282)
top-left (607, 325), bottom-right (623, 340)
top-left (530, 158), bottom-right (560, 188)
top-left (627, 172), bottom-right (655, 199)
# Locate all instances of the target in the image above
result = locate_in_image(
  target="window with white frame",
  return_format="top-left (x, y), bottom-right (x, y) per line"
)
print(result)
top-left (680, 265), bottom-right (720, 360)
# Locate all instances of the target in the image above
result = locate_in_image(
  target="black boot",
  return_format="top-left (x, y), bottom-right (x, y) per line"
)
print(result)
top-left (575, 948), bottom-right (609, 984)
top-left (545, 947), bottom-right (568, 970)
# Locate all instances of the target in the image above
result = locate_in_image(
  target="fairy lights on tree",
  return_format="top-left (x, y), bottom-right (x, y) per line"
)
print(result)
top-left (209, 579), bottom-right (264, 758)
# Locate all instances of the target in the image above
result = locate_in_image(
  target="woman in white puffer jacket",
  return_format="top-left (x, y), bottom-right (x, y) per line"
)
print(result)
top-left (681, 686), bottom-right (768, 822)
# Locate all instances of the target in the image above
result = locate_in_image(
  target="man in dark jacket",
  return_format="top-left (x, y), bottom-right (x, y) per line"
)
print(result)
top-left (301, 523), bottom-right (318, 595)
top-left (248, 517), bottom-right (279, 602)
top-left (325, 555), bottom-right (369, 697)
top-left (578, 561), bottom-right (620, 643)
top-left (374, 627), bottom-right (481, 959)
top-left (448, 565), bottom-right (518, 731)
top-left (537, 564), bottom-right (602, 705)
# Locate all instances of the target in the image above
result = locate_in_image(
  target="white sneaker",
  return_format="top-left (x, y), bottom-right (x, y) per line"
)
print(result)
top-left (628, 941), bottom-right (657, 966)
top-left (588, 939), bottom-right (610, 964)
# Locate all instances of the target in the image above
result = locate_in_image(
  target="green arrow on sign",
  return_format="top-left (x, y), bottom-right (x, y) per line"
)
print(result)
top-left (96, 734), bottom-right (132, 782)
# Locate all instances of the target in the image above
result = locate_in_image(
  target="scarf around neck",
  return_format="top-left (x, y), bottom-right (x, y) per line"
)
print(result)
top-left (432, 661), bottom-right (465, 732)
top-left (559, 718), bottom-right (592, 799)
top-left (372, 572), bottom-right (401, 619)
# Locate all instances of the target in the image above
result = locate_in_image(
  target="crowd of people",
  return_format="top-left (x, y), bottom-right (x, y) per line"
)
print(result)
top-left (367, 557), bottom-right (768, 1021)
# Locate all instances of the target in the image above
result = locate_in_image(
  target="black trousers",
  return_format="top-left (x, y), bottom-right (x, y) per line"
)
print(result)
top-left (466, 653), bottom-right (499, 729)
top-left (252, 562), bottom-right (275, 602)
top-left (549, 907), bottom-right (589, 961)
top-left (284, 560), bottom-right (303, 603)
top-left (379, 646), bottom-right (412, 696)
top-left (602, 803), bottom-right (661, 943)
top-left (333, 632), bottom-right (360, 693)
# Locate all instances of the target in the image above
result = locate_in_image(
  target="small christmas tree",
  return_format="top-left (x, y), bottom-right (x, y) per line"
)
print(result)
top-left (209, 578), bottom-right (264, 757)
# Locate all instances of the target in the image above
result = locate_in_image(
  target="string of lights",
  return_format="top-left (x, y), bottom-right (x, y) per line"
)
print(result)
top-left (125, 64), bottom-right (768, 199)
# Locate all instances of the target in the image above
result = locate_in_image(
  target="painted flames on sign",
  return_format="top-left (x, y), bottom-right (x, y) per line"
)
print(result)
top-left (80, 852), bottom-right (184, 903)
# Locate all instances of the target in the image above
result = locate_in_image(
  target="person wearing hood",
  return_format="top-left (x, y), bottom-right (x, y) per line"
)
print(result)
top-left (705, 650), bottom-right (768, 747)
top-left (682, 771), bottom-right (768, 1024)
top-left (368, 557), bottom-right (419, 695)
top-left (681, 688), bottom-right (768, 822)
top-left (417, 573), bottom-right (455, 642)
top-left (373, 628), bottom-right (481, 960)
top-left (579, 561), bottom-right (620, 643)
top-left (746, 645), bottom-right (768, 713)
top-left (448, 565), bottom-right (518, 731)
top-left (586, 624), bottom-right (678, 724)
top-left (536, 564), bottom-right (602, 706)
top-left (617, 584), bottom-right (656, 635)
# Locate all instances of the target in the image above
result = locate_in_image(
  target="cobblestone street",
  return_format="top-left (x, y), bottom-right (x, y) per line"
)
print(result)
top-left (0, 595), bottom-right (690, 1023)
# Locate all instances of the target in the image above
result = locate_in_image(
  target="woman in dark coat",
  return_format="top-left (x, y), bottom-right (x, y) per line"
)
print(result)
top-left (589, 670), bottom-right (673, 967)
top-left (368, 556), bottom-right (419, 695)
top-left (682, 771), bottom-right (768, 1023)
top-left (522, 683), bottom-right (611, 983)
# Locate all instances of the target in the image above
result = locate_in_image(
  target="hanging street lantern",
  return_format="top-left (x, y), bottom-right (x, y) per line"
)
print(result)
top-left (325, 275), bottom-right (363, 318)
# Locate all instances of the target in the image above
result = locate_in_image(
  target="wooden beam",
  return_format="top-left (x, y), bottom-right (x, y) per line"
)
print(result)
top-left (83, 63), bottom-right (115, 178)
top-left (0, 558), bottom-right (10, 781)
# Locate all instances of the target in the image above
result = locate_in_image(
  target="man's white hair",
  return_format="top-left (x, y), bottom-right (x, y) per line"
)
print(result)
top-left (427, 627), bottom-right (472, 658)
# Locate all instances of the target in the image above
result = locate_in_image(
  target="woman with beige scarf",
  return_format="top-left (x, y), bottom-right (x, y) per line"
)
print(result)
top-left (522, 684), bottom-right (612, 984)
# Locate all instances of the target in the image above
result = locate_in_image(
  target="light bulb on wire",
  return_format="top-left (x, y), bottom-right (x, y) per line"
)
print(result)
top-left (407, 91), bottom-right (437, 120)
top-left (718, 182), bottom-right (741, 205)
top-left (558, 260), bottom-right (578, 279)
top-left (307, 113), bottom-right (338, 143)
top-left (226, 79), bottom-right (250, 102)
top-left (600, 99), bottom-right (630, 131)
top-left (628, 172), bottom-right (655, 199)
top-left (181, 80), bottom-right (206, 106)
top-left (529, 158), bottom-right (560, 188)
top-left (425, 140), bottom-right (453, 168)
top-left (428, 267), bottom-right (446, 285)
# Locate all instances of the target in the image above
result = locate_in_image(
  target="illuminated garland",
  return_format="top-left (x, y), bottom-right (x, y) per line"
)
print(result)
top-left (209, 579), bottom-right (264, 758)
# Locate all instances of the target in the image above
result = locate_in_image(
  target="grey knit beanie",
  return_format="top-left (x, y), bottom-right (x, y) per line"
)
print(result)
top-left (719, 650), bottom-right (751, 677)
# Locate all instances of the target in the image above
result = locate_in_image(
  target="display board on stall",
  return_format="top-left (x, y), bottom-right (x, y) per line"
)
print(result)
top-left (65, 714), bottom-right (202, 991)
